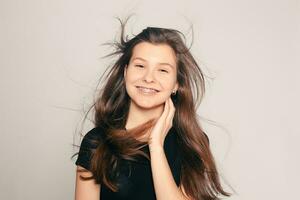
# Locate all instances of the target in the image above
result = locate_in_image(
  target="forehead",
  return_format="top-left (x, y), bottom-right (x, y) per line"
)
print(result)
top-left (130, 42), bottom-right (177, 66)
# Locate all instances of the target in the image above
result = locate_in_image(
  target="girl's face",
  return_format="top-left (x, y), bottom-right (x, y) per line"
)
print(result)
top-left (124, 42), bottom-right (178, 110)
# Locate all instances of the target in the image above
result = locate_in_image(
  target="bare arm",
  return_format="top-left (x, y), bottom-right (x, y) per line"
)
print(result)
top-left (149, 146), bottom-right (193, 200)
top-left (75, 166), bottom-right (100, 200)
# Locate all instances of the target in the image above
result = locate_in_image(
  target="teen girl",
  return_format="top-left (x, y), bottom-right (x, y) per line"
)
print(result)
top-left (74, 17), bottom-right (230, 200)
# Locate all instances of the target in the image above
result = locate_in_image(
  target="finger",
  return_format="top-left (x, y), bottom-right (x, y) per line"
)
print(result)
top-left (162, 98), bottom-right (171, 131)
top-left (170, 98), bottom-right (175, 115)
top-left (166, 98), bottom-right (175, 126)
top-left (169, 97), bottom-right (175, 110)
top-left (161, 97), bottom-right (170, 120)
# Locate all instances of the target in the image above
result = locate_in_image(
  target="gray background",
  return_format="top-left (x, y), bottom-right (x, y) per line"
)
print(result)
top-left (1, 0), bottom-right (299, 199)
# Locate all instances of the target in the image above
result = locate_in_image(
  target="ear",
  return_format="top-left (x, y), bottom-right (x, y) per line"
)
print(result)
top-left (174, 82), bottom-right (179, 92)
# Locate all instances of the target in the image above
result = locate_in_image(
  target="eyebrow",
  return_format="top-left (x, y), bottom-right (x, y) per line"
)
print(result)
top-left (132, 57), bottom-right (175, 69)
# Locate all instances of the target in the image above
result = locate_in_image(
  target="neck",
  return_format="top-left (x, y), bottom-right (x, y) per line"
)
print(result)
top-left (125, 101), bottom-right (164, 130)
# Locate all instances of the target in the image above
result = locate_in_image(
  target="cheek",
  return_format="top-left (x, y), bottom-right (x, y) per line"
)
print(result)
top-left (161, 77), bottom-right (177, 90)
top-left (126, 77), bottom-right (140, 88)
top-left (126, 68), bottom-right (142, 82)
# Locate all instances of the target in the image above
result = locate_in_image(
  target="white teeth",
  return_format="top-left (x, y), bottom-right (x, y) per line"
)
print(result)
top-left (137, 86), bottom-right (158, 93)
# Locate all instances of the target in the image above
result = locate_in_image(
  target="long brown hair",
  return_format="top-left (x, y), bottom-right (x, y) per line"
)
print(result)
top-left (74, 16), bottom-right (231, 200)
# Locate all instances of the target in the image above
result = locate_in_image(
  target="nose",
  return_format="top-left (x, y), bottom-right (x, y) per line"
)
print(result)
top-left (143, 68), bottom-right (155, 83)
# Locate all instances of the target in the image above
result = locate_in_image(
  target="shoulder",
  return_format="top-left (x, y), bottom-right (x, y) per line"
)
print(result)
top-left (79, 126), bottom-right (105, 149)
top-left (84, 126), bottom-right (104, 138)
top-left (75, 126), bottom-right (105, 170)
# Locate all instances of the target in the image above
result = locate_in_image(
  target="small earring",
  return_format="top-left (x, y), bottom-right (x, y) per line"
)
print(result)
top-left (172, 90), bottom-right (177, 95)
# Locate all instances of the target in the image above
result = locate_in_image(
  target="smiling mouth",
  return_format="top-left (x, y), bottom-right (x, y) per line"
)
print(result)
top-left (136, 86), bottom-right (160, 93)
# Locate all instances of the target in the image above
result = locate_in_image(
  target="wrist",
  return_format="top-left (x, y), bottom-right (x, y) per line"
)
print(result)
top-left (149, 144), bottom-right (164, 153)
top-left (149, 140), bottom-right (163, 148)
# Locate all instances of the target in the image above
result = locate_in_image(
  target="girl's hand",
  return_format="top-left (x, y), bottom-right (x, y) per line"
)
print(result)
top-left (148, 97), bottom-right (176, 148)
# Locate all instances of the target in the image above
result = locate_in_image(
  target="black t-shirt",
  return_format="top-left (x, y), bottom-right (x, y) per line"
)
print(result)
top-left (75, 126), bottom-right (182, 200)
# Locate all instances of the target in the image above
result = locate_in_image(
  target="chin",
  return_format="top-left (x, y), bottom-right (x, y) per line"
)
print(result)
top-left (135, 99), bottom-right (164, 109)
top-left (129, 95), bottom-right (165, 110)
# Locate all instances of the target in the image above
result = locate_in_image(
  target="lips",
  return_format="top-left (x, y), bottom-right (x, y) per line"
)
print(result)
top-left (136, 86), bottom-right (160, 92)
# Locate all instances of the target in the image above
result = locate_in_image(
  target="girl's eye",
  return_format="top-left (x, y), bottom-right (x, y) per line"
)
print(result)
top-left (160, 69), bottom-right (168, 73)
top-left (135, 65), bottom-right (144, 68)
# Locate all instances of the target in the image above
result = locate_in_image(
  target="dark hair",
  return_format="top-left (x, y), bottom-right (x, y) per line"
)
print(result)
top-left (73, 16), bottom-right (231, 200)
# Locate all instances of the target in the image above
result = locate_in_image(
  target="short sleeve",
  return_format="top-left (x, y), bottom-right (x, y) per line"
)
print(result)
top-left (164, 128), bottom-right (182, 186)
top-left (75, 127), bottom-right (103, 171)
top-left (171, 150), bottom-right (182, 186)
